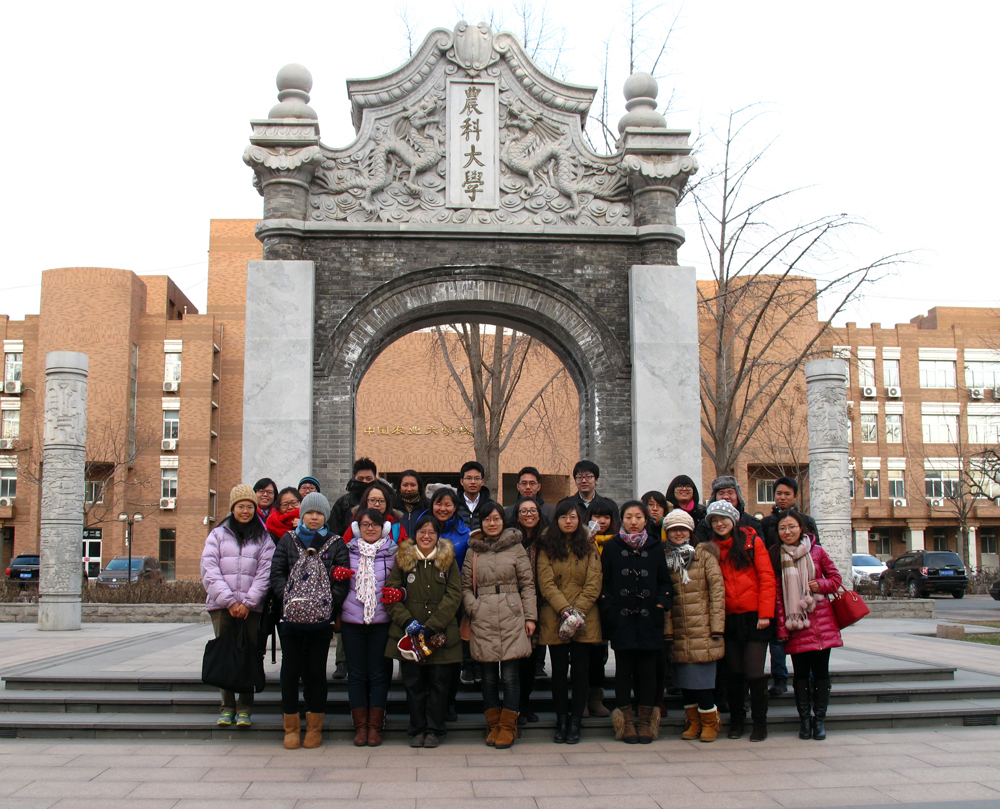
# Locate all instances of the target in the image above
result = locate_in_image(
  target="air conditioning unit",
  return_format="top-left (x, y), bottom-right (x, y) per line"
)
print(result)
top-left (161, 439), bottom-right (177, 451)
top-left (886, 386), bottom-right (902, 398)
top-left (163, 381), bottom-right (179, 393)
top-left (3, 381), bottom-right (21, 395)
top-left (861, 386), bottom-right (877, 398)
top-left (971, 388), bottom-right (985, 400)
top-left (159, 497), bottom-right (176, 510)
top-left (929, 497), bottom-right (944, 507)
top-left (892, 498), bottom-right (907, 507)
top-left (0, 497), bottom-right (11, 507)
top-left (0, 439), bottom-right (13, 450)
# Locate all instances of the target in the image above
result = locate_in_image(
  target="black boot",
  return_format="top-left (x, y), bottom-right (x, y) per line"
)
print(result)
top-left (553, 713), bottom-right (569, 744)
top-left (726, 674), bottom-right (745, 739)
top-left (812, 678), bottom-right (832, 741)
top-left (768, 676), bottom-right (787, 698)
top-left (793, 678), bottom-right (812, 740)
top-left (748, 677), bottom-right (769, 742)
top-left (565, 714), bottom-right (583, 744)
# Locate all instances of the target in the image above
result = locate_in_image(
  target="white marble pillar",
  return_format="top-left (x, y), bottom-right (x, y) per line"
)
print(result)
top-left (629, 264), bottom-right (702, 497)
top-left (38, 352), bottom-right (88, 631)
top-left (805, 358), bottom-right (853, 588)
top-left (242, 260), bottom-right (315, 487)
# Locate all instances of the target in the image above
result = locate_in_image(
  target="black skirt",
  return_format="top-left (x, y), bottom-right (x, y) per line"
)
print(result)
top-left (724, 611), bottom-right (774, 643)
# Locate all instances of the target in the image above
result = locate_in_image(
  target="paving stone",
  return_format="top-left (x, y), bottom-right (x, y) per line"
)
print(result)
top-left (794, 769), bottom-right (910, 789)
top-left (654, 794), bottom-right (783, 809)
top-left (1, 768), bottom-right (107, 782)
top-left (95, 768), bottom-right (208, 782)
top-left (308, 767), bottom-right (417, 782)
top-left (361, 781), bottom-right (473, 799)
top-left (416, 765), bottom-right (522, 781)
top-left (766, 786), bottom-right (893, 807)
top-left (127, 783), bottom-right (248, 799)
top-left (803, 754), bottom-right (929, 772)
top-left (474, 778), bottom-right (588, 797)
top-left (12, 782), bottom-right (138, 799)
top-left (0, 782), bottom-right (31, 799)
top-left (622, 761), bottom-right (732, 777)
top-left (876, 782), bottom-right (1000, 803)
top-left (562, 751), bottom-right (663, 766)
top-left (519, 764), bottom-right (627, 780)
top-left (244, 782), bottom-right (360, 800)
top-left (689, 773), bottom-right (812, 793)
top-left (581, 775), bottom-right (701, 796)
top-left (466, 753), bottom-right (568, 767)
top-left (295, 800), bottom-right (414, 809)
top-left (201, 767), bottom-right (314, 782)
top-left (536, 797), bottom-right (661, 809)
top-left (64, 755), bottom-right (175, 769)
top-left (50, 801), bottom-right (179, 809)
top-left (722, 758), bottom-right (835, 775)
top-left (418, 801), bottom-right (539, 809)
top-left (891, 765), bottom-right (1000, 784)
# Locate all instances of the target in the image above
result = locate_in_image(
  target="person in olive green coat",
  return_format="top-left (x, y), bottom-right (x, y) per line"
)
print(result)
top-left (537, 499), bottom-right (602, 744)
top-left (385, 515), bottom-right (462, 748)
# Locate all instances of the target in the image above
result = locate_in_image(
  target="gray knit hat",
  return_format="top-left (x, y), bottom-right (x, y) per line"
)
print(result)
top-left (705, 499), bottom-right (740, 526)
top-left (299, 492), bottom-right (331, 524)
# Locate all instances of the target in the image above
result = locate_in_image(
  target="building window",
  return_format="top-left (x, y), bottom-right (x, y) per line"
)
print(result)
top-left (159, 528), bottom-right (176, 581)
top-left (209, 490), bottom-right (217, 521)
top-left (885, 413), bottom-right (902, 443)
top-left (858, 359), bottom-right (875, 388)
top-left (873, 535), bottom-right (892, 556)
top-left (861, 413), bottom-right (878, 443)
top-left (0, 469), bottom-right (15, 498)
top-left (968, 415), bottom-right (1000, 445)
top-left (161, 468), bottom-right (178, 499)
top-left (849, 475), bottom-right (855, 499)
top-left (982, 532), bottom-right (998, 556)
top-left (0, 410), bottom-right (18, 439)
top-left (755, 479), bottom-right (775, 504)
top-left (888, 470), bottom-right (905, 499)
top-left (164, 353), bottom-right (182, 383)
top-left (919, 360), bottom-right (956, 388)
top-left (933, 532), bottom-right (949, 551)
top-left (925, 470), bottom-right (959, 499)
top-left (129, 344), bottom-right (138, 457)
top-left (84, 480), bottom-right (104, 504)
top-left (863, 471), bottom-right (880, 499)
top-left (3, 353), bottom-right (22, 383)
top-left (163, 410), bottom-right (179, 440)
top-left (883, 359), bottom-right (900, 388)
top-left (922, 414), bottom-right (958, 444)
top-left (965, 361), bottom-right (1000, 389)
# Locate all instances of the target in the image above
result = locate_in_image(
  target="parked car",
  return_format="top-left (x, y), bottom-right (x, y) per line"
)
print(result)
top-left (95, 556), bottom-right (162, 586)
top-left (989, 579), bottom-right (1000, 601)
top-left (879, 550), bottom-right (968, 598)
top-left (5, 554), bottom-right (40, 585)
top-left (852, 553), bottom-right (888, 586)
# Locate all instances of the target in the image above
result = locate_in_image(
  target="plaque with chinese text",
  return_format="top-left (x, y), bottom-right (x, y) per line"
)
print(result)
top-left (447, 79), bottom-right (499, 209)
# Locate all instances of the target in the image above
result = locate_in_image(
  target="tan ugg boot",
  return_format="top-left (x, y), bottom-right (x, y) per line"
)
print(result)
top-left (612, 706), bottom-right (638, 744)
top-left (680, 704), bottom-right (701, 740)
top-left (302, 712), bottom-right (324, 749)
top-left (484, 707), bottom-right (502, 746)
top-left (698, 708), bottom-right (721, 743)
top-left (282, 713), bottom-right (301, 750)
top-left (493, 709), bottom-right (519, 749)
top-left (637, 705), bottom-right (655, 744)
top-left (588, 687), bottom-right (610, 717)
top-left (649, 706), bottom-right (661, 740)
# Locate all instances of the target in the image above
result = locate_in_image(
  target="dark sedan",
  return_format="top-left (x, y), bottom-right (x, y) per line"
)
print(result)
top-left (95, 556), bottom-right (163, 586)
top-left (990, 580), bottom-right (1000, 601)
top-left (5, 554), bottom-right (40, 585)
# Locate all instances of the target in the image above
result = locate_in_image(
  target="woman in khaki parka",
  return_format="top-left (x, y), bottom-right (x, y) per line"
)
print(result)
top-left (462, 502), bottom-right (536, 749)
top-left (663, 509), bottom-right (726, 742)
top-left (537, 500), bottom-right (602, 744)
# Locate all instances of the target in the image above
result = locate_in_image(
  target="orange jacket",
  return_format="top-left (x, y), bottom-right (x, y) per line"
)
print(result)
top-left (713, 527), bottom-right (776, 619)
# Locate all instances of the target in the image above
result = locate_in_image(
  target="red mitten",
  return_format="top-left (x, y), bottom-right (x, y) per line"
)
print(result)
top-left (331, 566), bottom-right (355, 581)
top-left (380, 586), bottom-right (405, 605)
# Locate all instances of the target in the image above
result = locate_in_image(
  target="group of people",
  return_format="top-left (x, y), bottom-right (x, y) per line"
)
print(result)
top-left (200, 458), bottom-right (844, 751)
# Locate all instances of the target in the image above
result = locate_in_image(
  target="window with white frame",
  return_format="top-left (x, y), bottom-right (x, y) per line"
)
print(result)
top-left (873, 534), bottom-right (892, 556)
top-left (888, 470), bottom-right (905, 499)
top-left (756, 479), bottom-right (775, 504)
top-left (925, 469), bottom-right (959, 499)
top-left (981, 531), bottom-right (998, 555)
top-left (965, 361), bottom-right (1000, 389)
top-left (861, 413), bottom-right (878, 442)
top-left (0, 410), bottom-right (18, 439)
top-left (164, 353), bottom-right (182, 383)
top-left (864, 471), bottom-right (880, 499)
top-left (922, 414), bottom-right (958, 444)
top-left (885, 413), bottom-right (902, 443)
top-left (3, 353), bottom-right (22, 383)
top-left (84, 480), bottom-right (104, 504)
top-left (933, 532), bottom-right (949, 551)
top-left (919, 360), bottom-right (956, 388)
top-left (883, 359), bottom-right (901, 388)
top-left (0, 469), bottom-right (15, 498)
top-left (163, 410), bottom-right (179, 440)
top-left (968, 414), bottom-right (1000, 445)
top-left (858, 359), bottom-right (876, 388)
top-left (849, 475), bottom-right (855, 499)
top-left (161, 468), bottom-right (178, 499)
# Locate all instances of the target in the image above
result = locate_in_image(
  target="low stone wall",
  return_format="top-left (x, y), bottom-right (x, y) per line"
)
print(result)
top-left (865, 598), bottom-right (934, 619)
top-left (0, 603), bottom-right (210, 623)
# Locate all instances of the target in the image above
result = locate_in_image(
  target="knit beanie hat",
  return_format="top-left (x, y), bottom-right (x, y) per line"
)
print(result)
top-left (705, 499), bottom-right (740, 526)
top-left (662, 508), bottom-right (695, 533)
top-left (299, 492), bottom-right (331, 524)
top-left (710, 475), bottom-right (745, 511)
top-left (229, 484), bottom-right (258, 511)
top-left (298, 476), bottom-right (322, 493)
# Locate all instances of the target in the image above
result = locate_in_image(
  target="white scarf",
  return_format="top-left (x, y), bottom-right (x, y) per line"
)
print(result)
top-left (353, 520), bottom-right (391, 624)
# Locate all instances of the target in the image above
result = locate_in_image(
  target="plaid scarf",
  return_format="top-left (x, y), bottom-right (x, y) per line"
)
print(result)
top-left (620, 527), bottom-right (648, 550)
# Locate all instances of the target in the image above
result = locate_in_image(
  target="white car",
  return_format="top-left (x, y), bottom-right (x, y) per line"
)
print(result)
top-left (852, 553), bottom-right (888, 586)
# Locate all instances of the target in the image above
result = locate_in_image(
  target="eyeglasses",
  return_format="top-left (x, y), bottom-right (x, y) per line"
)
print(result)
top-left (462, 475), bottom-right (483, 482)
top-left (575, 474), bottom-right (596, 482)
top-left (675, 485), bottom-right (693, 491)
top-left (415, 529), bottom-right (437, 538)
top-left (367, 497), bottom-right (386, 506)
top-left (519, 509), bottom-right (539, 516)
top-left (359, 521), bottom-right (379, 530)
top-left (279, 499), bottom-right (300, 512)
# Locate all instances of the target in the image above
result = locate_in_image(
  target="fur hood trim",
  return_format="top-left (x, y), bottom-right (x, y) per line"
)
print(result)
top-left (467, 527), bottom-right (523, 554)
top-left (394, 537), bottom-right (455, 573)
top-left (697, 541), bottom-right (721, 562)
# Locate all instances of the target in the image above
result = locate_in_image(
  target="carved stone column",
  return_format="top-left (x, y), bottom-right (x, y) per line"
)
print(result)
top-left (805, 359), bottom-right (853, 588)
top-left (38, 352), bottom-right (88, 631)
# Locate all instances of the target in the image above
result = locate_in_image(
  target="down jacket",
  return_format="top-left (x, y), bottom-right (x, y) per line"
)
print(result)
top-left (384, 538), bottom-right (463, 665)
top-left (713, 526), bottom-right (777, 619)
top-left (462, 527), bottom-right (537, 662)
top-left (771, 540), bottom-right (844, 654)
top-left (536, 546), bottom-right (603, 645)
top-left (201, 520), bottom-right (275, 612)
top-left (340, 535), bottom-right (398, 625)
top-left (664, 543), bottom-right (726, 664)
top-left (599, 533), bottom-right (672, 651)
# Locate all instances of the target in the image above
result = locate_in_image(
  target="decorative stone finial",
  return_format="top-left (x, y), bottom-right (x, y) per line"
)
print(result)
top-left (617, 72), bottom-right (666, 133)
top-left (268, 63), bottom-right (318, 120)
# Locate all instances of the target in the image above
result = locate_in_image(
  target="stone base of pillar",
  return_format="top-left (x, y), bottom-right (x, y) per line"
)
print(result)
top-left (38, 595), bottom-right (82, 631)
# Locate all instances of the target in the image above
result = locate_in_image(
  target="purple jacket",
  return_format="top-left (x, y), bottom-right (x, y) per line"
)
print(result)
top-left (773, 541), bottom-right (843, 654)
top-left (340, 536), bottom-right (397, 625)
top-left (201, 521), bottom-right (275, 612)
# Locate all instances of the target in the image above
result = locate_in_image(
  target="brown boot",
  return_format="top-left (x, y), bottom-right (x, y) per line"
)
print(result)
top-left (699, 708), bottom-right (721, 743)
top-left (367, 706), bottom-right (386, 747)
top-left (494, 709), bottom-right (519, 749)
top-left (484, 707), bottom-right (502, 746)
top-left (612, 706), bottom-right (638, 744)
top-left (302, 712), bottom-right (324, 749)
top-left (680, 704), bottom-right (701, 740)
top-left (637, 705), bottom-right (655, 744)
top-left (282, 713), bottom-right (301, 750)
top-left (351, 707), bottom-right (368, 747)
top-left (588, 687), bottom-right (610, 717)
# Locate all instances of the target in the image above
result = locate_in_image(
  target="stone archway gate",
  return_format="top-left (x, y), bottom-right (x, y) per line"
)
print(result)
top-left (242, 21), bottom-right (700, 504)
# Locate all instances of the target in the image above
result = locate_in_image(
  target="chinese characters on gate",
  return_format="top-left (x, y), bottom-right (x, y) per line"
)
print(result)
top-left (361, 425), bottom-right (503, 439)
top-left (447, 80), bottom-right (497, 209)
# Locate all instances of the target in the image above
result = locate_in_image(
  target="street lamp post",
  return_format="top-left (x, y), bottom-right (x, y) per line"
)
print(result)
top-left (117, 512), bottom-right (143, 582)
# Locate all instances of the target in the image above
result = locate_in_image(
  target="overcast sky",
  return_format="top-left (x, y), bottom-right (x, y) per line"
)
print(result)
top-left (2, 1), bottom-right (995, 328)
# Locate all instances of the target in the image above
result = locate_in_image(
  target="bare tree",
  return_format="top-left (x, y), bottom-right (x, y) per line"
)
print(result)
top-left (745, 380), bottom-right (811, 509)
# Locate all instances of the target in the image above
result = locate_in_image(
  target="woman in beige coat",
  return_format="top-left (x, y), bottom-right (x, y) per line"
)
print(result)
top-left (537, 500), bottom-right (602, 744)
top-left (462, 502), bottom-right (536, 749)
top-left (663, 509), bottom-right (726, 742)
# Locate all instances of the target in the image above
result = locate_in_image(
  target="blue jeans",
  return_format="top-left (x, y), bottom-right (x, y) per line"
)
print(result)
top-left (480, 658), bottom-right (521, 712)
top-left (769, 639), bottom-right (788, 680)
top-left (341, 621), bottom-right (391, 709)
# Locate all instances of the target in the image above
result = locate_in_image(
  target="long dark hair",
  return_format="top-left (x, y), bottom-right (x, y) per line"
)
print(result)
top-left (540, 500), bottom-right (591, 561)
top-left (357, 481), bottom-right (395, 518)
top-left (586, 500), bottom-right (619, 535)
top-left (708, 512), bottom-right (754, 570)
top-left (665, 474), bottom-right (700, 507)
top-left (226, 511), bottom-right (265, 547)
top-left (513, 496), bottom-right (549, 545)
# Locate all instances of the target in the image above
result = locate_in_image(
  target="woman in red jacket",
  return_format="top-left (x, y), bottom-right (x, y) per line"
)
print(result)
top-left (705, 499), bottom-right (776, 742)
top-left (771, 508), bottom-right (842, 741)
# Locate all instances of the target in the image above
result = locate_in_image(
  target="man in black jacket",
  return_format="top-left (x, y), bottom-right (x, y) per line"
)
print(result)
top-left (330, 458), bottom-right (378, 536)
top-left (564, 460), bottom-right (619, 516)
top-left (457, 461), bottom-right (491, 532)
top-left (504, 466), bottom-right (556, 523)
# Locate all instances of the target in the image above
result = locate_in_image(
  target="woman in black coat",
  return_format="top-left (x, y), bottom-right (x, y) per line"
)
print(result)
top-left (599, 500), bottom-right (672, 745)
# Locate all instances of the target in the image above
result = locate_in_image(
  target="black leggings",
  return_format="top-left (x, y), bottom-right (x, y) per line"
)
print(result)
top-left (279, 625), bottom-right (333, 714)
top-left (614, 649), bottom-right (657, 708)
top-left (681, 687), bottom-right (715, 711)
top-left (518, 645), bottom-right (545, 712)
top-left (724, 638), bottom-right (767, 680)
top-left (791, 648), bottom-right (831, 680)
top-left (549, 642), bottom-right (592, 716)
top-left (588, 641), bottom-right (608, 688)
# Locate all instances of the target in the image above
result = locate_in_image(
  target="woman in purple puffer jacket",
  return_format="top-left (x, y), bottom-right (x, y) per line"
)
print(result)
top-left (334, 507), bottom-right (398, 746)
top-left (770, 508), bottom-right (842, 743)
top-left (201, 484), bottom-right (275, 728)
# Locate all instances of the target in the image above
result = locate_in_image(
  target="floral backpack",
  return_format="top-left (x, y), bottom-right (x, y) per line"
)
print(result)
top-left (282, 535), bottom-right (337, 629)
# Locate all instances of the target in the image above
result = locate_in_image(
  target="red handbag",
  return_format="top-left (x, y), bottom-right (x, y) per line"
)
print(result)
top-left (830, 584), bottom-right (870, 629)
